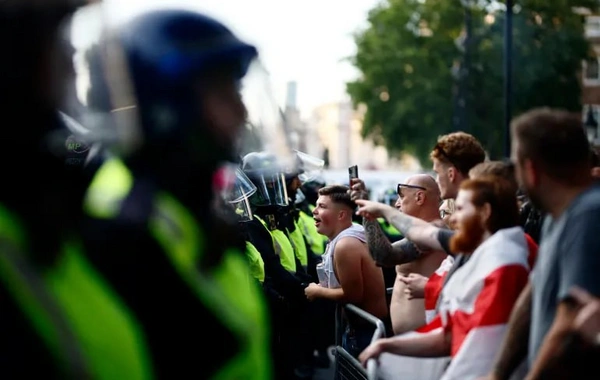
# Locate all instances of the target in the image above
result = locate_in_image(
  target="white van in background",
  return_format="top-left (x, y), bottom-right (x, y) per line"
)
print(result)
top-left (321, 169), bottom-right (425, 201)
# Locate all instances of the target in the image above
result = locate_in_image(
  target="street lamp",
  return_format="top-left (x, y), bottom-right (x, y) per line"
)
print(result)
top-left (458, 0), bottom-right (475, 133)
top-left (504, 0), bottom-right (514, 158)
top-left (585, 106), bottom-right (598, 143)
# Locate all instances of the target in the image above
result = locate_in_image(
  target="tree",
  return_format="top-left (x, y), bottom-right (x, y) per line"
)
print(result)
top-left (347, 0), bottom-right (598, 164)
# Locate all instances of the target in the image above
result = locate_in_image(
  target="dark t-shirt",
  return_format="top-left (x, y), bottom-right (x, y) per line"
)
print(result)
top-left (437, 228), bottom-right (455, 256)
top-left (529, 183), bottom-right (600, 366)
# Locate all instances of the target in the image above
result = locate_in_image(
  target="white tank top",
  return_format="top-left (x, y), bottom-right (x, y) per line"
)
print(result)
top-left (321, 224), bottom-right (366, 289)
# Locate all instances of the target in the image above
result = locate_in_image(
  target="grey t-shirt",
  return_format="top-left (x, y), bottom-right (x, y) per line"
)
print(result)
top-left (528, 184), bottom-right (600, 366)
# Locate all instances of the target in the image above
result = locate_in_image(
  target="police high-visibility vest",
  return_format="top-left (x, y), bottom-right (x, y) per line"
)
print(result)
top-left (378, 218), bottom-right (402, 238)
top-left (254, 215), bottom-right (297, 273)
top-left (246, 241), bottom-right (265, 283)
top-left (287, 221), bottom-right (308, 267)
top-left (0, 203), bottom-right (153, 379)
top-left (84, 158), bottom-right (272, 380)
top-left (297, 210), bottom-right (325, 255)
top-left (307, 204), bottom-right (329, 251)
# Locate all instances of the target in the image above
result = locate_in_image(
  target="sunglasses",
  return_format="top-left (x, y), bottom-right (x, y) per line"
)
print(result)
top-left (397, 183), bottom-right (427, 195)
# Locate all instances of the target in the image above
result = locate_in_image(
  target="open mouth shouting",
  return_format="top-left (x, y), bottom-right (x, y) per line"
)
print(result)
top-left (314, 217), bottom-right (322, 228)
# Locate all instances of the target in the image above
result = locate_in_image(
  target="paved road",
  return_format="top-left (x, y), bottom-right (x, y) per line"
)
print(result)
top-left (312, 346), bottom-right (336, 380)
top-left (313, 363), bottom-right (335, 380)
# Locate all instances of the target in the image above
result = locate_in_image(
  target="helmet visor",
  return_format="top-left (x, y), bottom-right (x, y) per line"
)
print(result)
top-left (295, 150), bottom-right (325, 183)
top-left (248, 171), bottom-right (289, 207)
top-left (224, 167), bottom-right (257, 203)
top-left (231, 196), bottom-right (253, 222)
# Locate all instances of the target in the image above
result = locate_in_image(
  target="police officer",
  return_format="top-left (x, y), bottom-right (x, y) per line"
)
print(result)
top-left (282, 151), bottom-right (325, 275)
top-left (297, 176), bottom-right (329, 254)
top-left (0, 1), bottom-right (155, 378)
top-left (77, 6), bottom-right (271, 378)
top-left (242, 151), bottom-right (326, 378)
top-left (221, 165), bottom-right (267, 285)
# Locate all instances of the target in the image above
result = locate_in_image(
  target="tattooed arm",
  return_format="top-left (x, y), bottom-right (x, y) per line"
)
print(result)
top-left (363, 218), bottom-right (421, 267)
top-left (380, 205), bottom-right (444, 252)
top-left (355, 200), bottom-right (446, 252)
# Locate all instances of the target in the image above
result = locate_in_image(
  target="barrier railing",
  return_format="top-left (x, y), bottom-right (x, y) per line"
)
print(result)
top-left (334, 303), bottom-right (386, 380)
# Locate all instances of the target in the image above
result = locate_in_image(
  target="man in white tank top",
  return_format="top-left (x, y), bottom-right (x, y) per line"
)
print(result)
top-left (304, 185), bottom-right (388, 357)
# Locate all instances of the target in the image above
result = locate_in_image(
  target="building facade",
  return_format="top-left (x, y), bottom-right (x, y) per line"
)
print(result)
top-left (307, 101), bottom-right (420, 171)
top-left (582, 11), bottom-right (600, 144)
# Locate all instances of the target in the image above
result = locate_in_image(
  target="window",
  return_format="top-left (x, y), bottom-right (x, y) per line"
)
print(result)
top-left (583, 105), bottom-right (600, 143)
top-left (583, 57), bottom-right (600, 85)
top-left (585, 16), bottom-right (600, 37)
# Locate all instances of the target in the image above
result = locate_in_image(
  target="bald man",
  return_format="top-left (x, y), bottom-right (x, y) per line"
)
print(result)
top-left (351, 174), bottom-right (447, 334)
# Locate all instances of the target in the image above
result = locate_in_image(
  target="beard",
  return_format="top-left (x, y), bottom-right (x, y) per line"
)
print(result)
top-left (523, 188), bottom-right (544, 212)
top-left (450, 213), bottom-right (486, 255)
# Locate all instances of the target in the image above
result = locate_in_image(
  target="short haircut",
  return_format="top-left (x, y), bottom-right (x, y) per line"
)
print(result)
top-left (460, 176), bottom-right (519, 233)
top-left (430, 132), bottom-right (486, 176)
top-left (318, 185), bottom-right (356, 210)
top-left (469, 161), bottom-right (518, 195)
top-left (511, 108), bottom-right (590, 182)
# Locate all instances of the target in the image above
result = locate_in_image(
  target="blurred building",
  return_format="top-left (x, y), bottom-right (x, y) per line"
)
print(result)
top-left (283, 81), bottom-right (307, 152)
top-left (581, 9), bottom-right (600, 144)
top-left (306, 101), bottom-right (420, 171)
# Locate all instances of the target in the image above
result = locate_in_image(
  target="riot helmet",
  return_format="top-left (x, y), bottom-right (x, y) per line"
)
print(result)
top-left (242, 151), bottom-right (289, 207)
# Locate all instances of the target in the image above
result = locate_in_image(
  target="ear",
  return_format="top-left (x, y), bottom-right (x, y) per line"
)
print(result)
top-left (448, 166), bottom-right (456, 183)
top-left (523, 159), bottom-right (539, 188)
top-left (481, 202), bottom-right (492, 229)
top-left (338, 209), bottom-right (347, 221)
top-left (415, 191), bottom-right (425, 206)
top-left (591, 167), bottom-right (600, 179)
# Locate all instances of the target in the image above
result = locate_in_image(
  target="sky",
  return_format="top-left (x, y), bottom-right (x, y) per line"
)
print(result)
top-left (95, 0), bottom-right (383, 118)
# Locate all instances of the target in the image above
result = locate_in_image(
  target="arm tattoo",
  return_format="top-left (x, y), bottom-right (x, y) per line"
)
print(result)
top-left (364, 218), bottom-right (420, 267)
top-left (389, 212), bottom-right (415, 237)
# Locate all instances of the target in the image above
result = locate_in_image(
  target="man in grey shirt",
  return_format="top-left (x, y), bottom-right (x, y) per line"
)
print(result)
top-left (529, 186), bottom-right (600, 361)
top-left (485, 108), bottom-right (600, 380)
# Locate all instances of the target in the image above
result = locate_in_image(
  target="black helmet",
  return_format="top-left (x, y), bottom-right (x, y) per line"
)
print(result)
top-left (242, 151), bottom-right (289, 207)
top-left (84, 8), bottom-right (258, 165)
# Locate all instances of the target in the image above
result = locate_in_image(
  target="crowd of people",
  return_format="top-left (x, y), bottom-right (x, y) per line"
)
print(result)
top-left (346, 114), bottom-right (600, 379)
top-left (2, 1), bottom-right (600, 380)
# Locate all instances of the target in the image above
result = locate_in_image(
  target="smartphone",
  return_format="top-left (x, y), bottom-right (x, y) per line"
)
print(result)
top-left (348, 165), bottom-right (359, 187)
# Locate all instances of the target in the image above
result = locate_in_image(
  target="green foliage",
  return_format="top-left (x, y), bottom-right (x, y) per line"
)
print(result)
top-left (347, 0), bottom-right (598, 164)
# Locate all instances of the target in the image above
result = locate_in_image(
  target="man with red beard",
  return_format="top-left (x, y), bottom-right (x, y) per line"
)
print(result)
top-left (402, 161), bottom-right (538, 326)
top-left (355, 176), bottom-right (530, 379)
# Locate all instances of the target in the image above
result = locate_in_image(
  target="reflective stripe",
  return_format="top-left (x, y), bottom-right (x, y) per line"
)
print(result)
top-left (86, 158), bottom-right (271, 379)
top-left (0, 204), bottom-right (153, 379)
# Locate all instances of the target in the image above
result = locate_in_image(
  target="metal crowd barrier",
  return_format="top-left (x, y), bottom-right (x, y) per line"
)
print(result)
top-left (334, 303), bottom-right (387, 380)
top-left (386, 287), bottom-right (394, 305)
